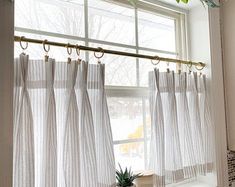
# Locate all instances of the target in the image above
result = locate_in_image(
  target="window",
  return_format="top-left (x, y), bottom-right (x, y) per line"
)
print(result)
top-left (15, 0), bottom-right (186, 171)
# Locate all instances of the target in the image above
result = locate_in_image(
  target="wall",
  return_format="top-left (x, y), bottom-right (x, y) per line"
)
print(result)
top-left (188, 2), bottom-right (229, 186)
top-left (0, 0), bottom-right (14, 187)
top-left (221, 0), bottom-right (235, 151)
top-left (221, 1), bottom-right (235, 185)
top-left (188, 5), bottom-right (214, 186)
top-left (188, 4), bottom-right (211, 64)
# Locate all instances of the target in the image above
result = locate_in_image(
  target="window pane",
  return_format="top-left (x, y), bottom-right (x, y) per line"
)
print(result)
top-left (15, 0), bottom-right (85, 37)
top-left (107, 97), bottom-right (144, 141)
top-left (89, 43), bottom-right (137, 86)
top-left (88, 0), bottom-right (135, 45)
top-left (138, 9), bottom-right (176, 52)
top-left (114, 142), bottom-right (144, 171)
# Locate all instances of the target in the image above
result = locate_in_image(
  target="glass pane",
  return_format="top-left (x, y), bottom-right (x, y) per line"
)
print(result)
top-left (143, 99), bottom-right (151, 139)
top-left (15, 0), bottom-right (85, 37)
top-left (89, 43), bottom-right (137, 86)
top-left (114, 142), bottom-right (144, 171)
top-left (107, 97), bottom-right (144, 141)
top-left (138, 9), bottom-right (176, 52)
top-left (88, 0), bottom-right (135, 45)
top-left (14, 31), bottom-right (85, 60)
top-left (138, 50), bottom-right (177, 86)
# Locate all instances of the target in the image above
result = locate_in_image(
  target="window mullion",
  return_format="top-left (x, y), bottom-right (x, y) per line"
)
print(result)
top-left (113, 138), bottom-right (145, 145)
top-left (135, 7), bottom-right (140, 87)
top-left (142, 98), bottom-right (148, 169)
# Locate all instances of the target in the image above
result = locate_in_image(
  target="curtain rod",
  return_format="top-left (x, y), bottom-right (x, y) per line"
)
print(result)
top-left (14, 36), bottom-right (205, 68)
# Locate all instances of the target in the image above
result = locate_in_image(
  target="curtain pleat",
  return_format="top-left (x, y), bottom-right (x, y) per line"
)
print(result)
top-left (175, 73), bottom-right (196, 178)
top-left (187, 73), bottom-right (205, 174)
top-left (164, 72), bottom-right (183, 183)
top-left (63, 61), bottom-right (80, 187)
top-left (88, 64), bottom-right (116, 187)
top-left (13, 56), bottom-right (115, 187)
top-left (42, 58), bottom-right (57, 187)
top-left (78, 61), bottom-right (98, 187)
top-left (149, 69), bottom-right (165, 187)
top-left (149, 69), bottom-right (214, 186)
top-left (198, 75), bottom-right (214, 172)
top-left (13, 54), bottom-right (35, 187)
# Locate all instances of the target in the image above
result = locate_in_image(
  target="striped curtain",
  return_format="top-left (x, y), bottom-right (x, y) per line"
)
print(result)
top-left (148, 69), bottom-right (214, 187)
top-left (13, 53), bottom-right (116, 187)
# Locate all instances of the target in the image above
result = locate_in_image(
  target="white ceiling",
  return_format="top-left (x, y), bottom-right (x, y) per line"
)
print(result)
top-left (157, 0), bottom-right (201, 9)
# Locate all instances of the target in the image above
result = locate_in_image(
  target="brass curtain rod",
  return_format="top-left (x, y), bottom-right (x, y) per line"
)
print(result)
top-left (14, 36), bottom-right (205, 68)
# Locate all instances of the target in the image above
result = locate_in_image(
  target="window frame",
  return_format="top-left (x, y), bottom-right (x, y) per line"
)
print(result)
top-left (104, 0), bottom-right (187, 170)
top-left (14, 0), bottom-right (188, 170)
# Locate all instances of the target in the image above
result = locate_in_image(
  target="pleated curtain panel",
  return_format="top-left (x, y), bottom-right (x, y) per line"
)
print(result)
top-left (13, 54), bottom-right (214, 187)
top-left (13, 54), bottom-right (116, 187)
top-left (148, 69), bottom-right (214, 187)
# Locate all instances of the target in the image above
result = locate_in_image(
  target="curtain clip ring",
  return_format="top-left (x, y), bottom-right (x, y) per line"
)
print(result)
top-left (66, 43), bottom-right (73, 64)
top-left (20, 36), bottom-right (28, 53)
top-left (195, 62), bottom-right (205, 71)
top-left (94, 47), bottom-right (104, 64)
top-left (166, 62), bottom-right (170, 73)
top-left (43, 40), bottom-right (50, 62)
top-left (151, 56), bottom-right (160, 66)
top-left (187, 61), bottom-right (193, 74)
top-left (76, 44), bottom-right (81, 64)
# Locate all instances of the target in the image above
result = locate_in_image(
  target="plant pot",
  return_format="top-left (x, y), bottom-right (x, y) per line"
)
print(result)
top-left (117, 185), bottom-right (136, 187)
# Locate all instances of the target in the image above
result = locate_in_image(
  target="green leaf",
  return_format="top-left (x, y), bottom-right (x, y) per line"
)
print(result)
top-left (181, 0), bottom-right (189, 3)
top-left (175, 0), bottom-right (189, 4)
top-left (116, 164), bottom-right (142, 187)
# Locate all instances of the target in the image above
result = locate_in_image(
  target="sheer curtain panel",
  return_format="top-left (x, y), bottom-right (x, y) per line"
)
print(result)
top-left (13, 54), bottom-right (116, 187)
top-left (148, 69), bottom-right (214, 187)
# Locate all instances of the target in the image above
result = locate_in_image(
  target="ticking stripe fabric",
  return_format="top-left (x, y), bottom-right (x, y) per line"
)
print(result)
top-left (148, 69), bottom-right (214, 187)
top-left (13, 54), bottom-right (116, 187)
top-left (13, 54), bottom-right (35, 187)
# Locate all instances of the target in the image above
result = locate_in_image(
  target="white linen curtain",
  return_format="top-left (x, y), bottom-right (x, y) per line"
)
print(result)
top-left (148, 69), bottom-right (214, 187)
top-left (13, 53), bottom-right (116, 187)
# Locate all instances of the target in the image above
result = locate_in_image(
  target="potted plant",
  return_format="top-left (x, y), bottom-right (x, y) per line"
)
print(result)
top-left (116, 164), bottom-right (142, 187)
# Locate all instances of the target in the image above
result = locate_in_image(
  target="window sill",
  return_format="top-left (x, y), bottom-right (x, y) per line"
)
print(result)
top-left (134, 171), bottom-right (215, 187)
top-left (167, 181), bottom-right (213, 187)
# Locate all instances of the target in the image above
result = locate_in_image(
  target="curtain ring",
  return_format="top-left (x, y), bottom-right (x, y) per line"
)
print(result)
top-left (76, 44), bottom-right (80, 56)
top-left (66, 43), bottom-right (73, 64)
top-left (66, 43), bottom-right (72, 55)
top-left (43, 40), bottom-right (50, 53)
top-left (20, 36), bottom-right (28, 50)
top-left (76, 45), bottom-right (81, 64)
top-left (43, 40), bottom-right (50, 62)
top-left (187, 61), bottom-right (193, 74)
top-left (166, 61), bottom-right (170, 73)
top-left (195, 62), bottom-right (205, 71)
top-left (187, 61), bottom-right (193, 69)
top-left (151, 56), bottom-right (160, 65)
top-left (94, 47), bottom-right (104, 63)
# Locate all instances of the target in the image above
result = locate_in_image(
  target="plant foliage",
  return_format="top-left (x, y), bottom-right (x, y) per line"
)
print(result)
top-left (176, 0), bottom-right (219, 7)
top-left (116, 164), bottom-right (142, 187)
top-left (128, 0), bottom-right (219, 8)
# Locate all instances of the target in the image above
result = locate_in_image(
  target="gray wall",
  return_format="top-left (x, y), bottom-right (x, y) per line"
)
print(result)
top-left (0, 0), bottom-right (14, 186)
top-left (221, 0), bottom-right (235, 151)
